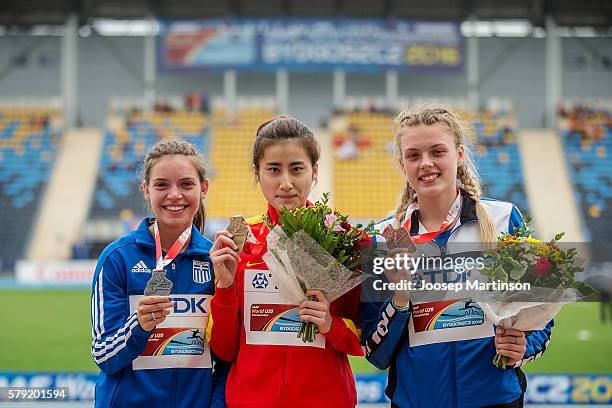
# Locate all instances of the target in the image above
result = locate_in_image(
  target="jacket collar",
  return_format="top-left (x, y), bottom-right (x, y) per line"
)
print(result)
top-left (266, 203), bottom-right (280, 226)
top-left (459, 190), bottom-right (477, 224)
top-left (409, 189), bottom-right (477, 234)
top-left (133, 218), bottom-right (212, 255)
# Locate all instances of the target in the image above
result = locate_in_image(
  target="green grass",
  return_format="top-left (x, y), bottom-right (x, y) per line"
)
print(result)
top-left (351, 301), bottom-right (612, 374)
top-left (0, 289), bottom-right (610, 373)
top-left (0, 288), bottom-right (96, 372)
top-left (522, 302), bottom-right (612, 373)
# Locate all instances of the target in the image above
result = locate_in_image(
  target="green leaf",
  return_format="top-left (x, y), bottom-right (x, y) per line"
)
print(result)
top-left (510, 262), bottom-right (528, 280)
top-left (491, 266), bottom-right (508, 283)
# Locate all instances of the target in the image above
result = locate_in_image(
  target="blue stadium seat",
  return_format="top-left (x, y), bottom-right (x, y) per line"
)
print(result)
top-left (0, 109), bottom-right (61, 270)
top-left (559, 107), bottom-right (612, 256)
top-left (88, 110), bottom-right (211, 224)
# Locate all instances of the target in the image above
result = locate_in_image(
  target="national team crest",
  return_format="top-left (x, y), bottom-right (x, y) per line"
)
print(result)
top-left (193, 260), bottom-right (211, 283)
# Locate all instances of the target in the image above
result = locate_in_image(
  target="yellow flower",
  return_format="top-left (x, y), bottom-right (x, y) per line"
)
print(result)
top-left (526, 237), bottom-right (541, 244)
top-left (551, 251), bottom-right (562, 263)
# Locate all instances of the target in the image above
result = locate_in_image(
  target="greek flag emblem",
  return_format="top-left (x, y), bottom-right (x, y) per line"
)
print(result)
top-left (193, 260), bottom-right (211, 283)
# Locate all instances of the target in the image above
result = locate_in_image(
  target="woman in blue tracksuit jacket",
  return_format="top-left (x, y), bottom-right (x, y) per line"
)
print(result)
top-left (91, 139), bottom-right (228, 408)
top-left (361, 105), bottom-right (553, 408)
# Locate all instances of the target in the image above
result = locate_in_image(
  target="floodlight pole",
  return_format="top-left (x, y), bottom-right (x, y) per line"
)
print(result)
top-left (386, 70), bottom-right (398, 109)
top-left (143, 16), bottom-right (156, 111)
top-left (61, 14), bottom-right (78, 129)
top-left (276, 68), bottom-right (289, 114)
top-left (545, 15), bottom-right (562, 129)
top-left (467, 16), bottom-right (480, 112)
top-left (224, 70), bottom-right (237, 113)
top-left (333, 69), bottom-right (345, 109)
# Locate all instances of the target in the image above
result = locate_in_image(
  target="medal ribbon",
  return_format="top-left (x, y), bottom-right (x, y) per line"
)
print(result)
top-left (153, 221), bottom-right (192, 271)
top-left (402, 189), bottom-right (462, 243)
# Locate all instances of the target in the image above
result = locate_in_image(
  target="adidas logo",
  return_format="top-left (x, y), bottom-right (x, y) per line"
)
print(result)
top-left (131, 260), bottom-right (151, 273)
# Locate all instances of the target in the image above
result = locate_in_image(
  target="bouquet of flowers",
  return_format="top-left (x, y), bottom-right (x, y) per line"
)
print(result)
top-left (475, 222), bottom-right (589, 368)
top-left (263, 193), bottom-right (374, 342)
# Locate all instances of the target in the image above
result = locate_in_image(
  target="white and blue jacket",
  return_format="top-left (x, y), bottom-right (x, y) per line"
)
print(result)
top-left (91, 218), bottom-right (228, 408)
top-left (361, 193), bottom-right (554, 408)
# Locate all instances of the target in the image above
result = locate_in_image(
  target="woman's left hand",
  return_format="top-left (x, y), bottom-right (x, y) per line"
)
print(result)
top-left (298, 290), bottom-right (333, 334)
top-left (494, 327), bottom-right (527, 366)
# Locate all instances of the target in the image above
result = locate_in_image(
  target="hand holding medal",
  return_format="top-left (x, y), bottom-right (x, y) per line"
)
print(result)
top-left (144, 221), bottom-right (191, 296)
top-left (211, 215), bottom-right (248, 289)
top-left (227, 215), bottom-right (248, 253)
top-left (140, 221), bottom-right (191, 330)
top-left (137, 295), bottom-right (174, 331)
top-left (382, 224), bottom-right (416, 252)
top-left (381, 225), bottom-right (416, 308)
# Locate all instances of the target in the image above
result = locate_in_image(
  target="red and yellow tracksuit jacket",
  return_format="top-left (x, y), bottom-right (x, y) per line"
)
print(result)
top-left (208, 204), bottom-right (363, 408)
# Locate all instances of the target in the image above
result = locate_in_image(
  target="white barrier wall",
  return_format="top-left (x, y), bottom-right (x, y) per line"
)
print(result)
top-left (15, 260), bottom-right (96, 285)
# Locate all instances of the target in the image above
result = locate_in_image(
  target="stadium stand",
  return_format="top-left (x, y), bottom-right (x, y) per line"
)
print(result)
top-left (330, 105), bottom-right (530, 221)
top-left (79, 108), bottom-right (211, 257)
top-left (331, 109), bottom-right (403, 220)
top-left (473, 108), bottom-right (530, 214)
top-left (89, 109), bottom-right (211, 218)
top-left (0, 107), bottom-right (62, 271)
top-left (559, 105), bottom-right (612, 253)
top-left (205, 106), bottom-right (274, 220)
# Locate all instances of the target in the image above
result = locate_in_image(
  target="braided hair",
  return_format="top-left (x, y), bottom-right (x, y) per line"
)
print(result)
top-left (392, 104), bottom-right (497, 244)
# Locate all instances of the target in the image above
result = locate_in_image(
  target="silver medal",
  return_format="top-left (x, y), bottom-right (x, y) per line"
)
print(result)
top-left (144, 269), bottom-right (173, 296)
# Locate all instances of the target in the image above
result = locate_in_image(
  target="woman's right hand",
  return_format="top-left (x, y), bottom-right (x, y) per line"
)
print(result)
top-left (211, 230), bottom-right (241, 289)
top-left (137, 296), bottom-right (173, 331)
top-left (384, 247), bottom-right (414, 308)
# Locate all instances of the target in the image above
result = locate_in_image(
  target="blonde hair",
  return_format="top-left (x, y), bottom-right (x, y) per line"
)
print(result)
top-left (392, 104), bottom-right (497, 244)
top-left (142, 139), bottom-right (208, 233)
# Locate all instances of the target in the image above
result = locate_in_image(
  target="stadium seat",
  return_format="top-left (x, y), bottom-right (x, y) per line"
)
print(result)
top-left (559, 105), bottom-right (612, 253)
top-left (89, 110), bottom-right (211, 224)
top-left (330, 107), bottom-right (530, 221)
top-left (0, 107), bottom-right (62, 270)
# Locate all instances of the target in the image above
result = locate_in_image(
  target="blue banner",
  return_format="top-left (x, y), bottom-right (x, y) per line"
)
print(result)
top-left (1, 372), bottom-right (610, 404)
top-left (158, 19), bottom-right (463, 72)
top-left (0, 372), bottom-right (96, 401)
top-left (355, 373), bottom-right (612, 405)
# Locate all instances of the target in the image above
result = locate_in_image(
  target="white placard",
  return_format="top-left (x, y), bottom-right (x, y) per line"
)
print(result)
top-left (243, 269), bottom-right (325, 348)
top-left (128, 294), bottom-right (212, 370)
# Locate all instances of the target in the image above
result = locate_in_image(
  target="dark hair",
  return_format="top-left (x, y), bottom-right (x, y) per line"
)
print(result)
top-left (142, 139), bottom-right (207, 233)
top-left (252, 115), bottom-right (320, 173)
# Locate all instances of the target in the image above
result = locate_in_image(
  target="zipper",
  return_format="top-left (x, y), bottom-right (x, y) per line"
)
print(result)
top-left (172, 368), bottom-right (178, 407)
top-left (440, 219), bottom-right (477, 254)
top-left (171, 255), bottom-right (181, 293)
top-left (451, 341), bottom-right (459, 406)
top-left (446, 219), bottom-right (476, 241)
top-left (170, 255), bottom-right (179, 408)
top-left (279, 348), bottom-right (287, 408)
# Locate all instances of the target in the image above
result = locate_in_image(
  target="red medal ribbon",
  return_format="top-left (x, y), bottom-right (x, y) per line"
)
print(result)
top-left (402, 189), bottom-right (462, 243)
top-left (153, 221), bottom-right (192, 271)
top-left (248, 202), bottom-right (313, 258)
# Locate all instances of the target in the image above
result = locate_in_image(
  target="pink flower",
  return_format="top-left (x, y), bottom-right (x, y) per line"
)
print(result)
top-left (534, 256), bottom-right (552, 277)
top-left (324, 214), bottom-right (338, 229)
top-left (333, 225), bottom-right (345, 232)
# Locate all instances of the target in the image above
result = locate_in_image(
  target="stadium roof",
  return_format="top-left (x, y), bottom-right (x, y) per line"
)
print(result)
top-left (1, 0), bottom-right (611, 28)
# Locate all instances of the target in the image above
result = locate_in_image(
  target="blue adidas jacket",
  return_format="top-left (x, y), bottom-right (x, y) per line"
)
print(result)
top-left (361, 194), bottom-right (554, 408)
top-left (91, 218), bottom-right (228, 408)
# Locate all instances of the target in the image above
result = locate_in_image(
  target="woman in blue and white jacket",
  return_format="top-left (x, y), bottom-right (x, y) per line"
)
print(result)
top-left (361, 105), bottom-right (553, 408)
top-left (91, 139), bottom-right (227, 408)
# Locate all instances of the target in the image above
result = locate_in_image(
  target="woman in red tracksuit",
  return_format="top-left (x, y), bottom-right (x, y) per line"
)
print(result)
top-left (207, 115), bottom-right (363, 408)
